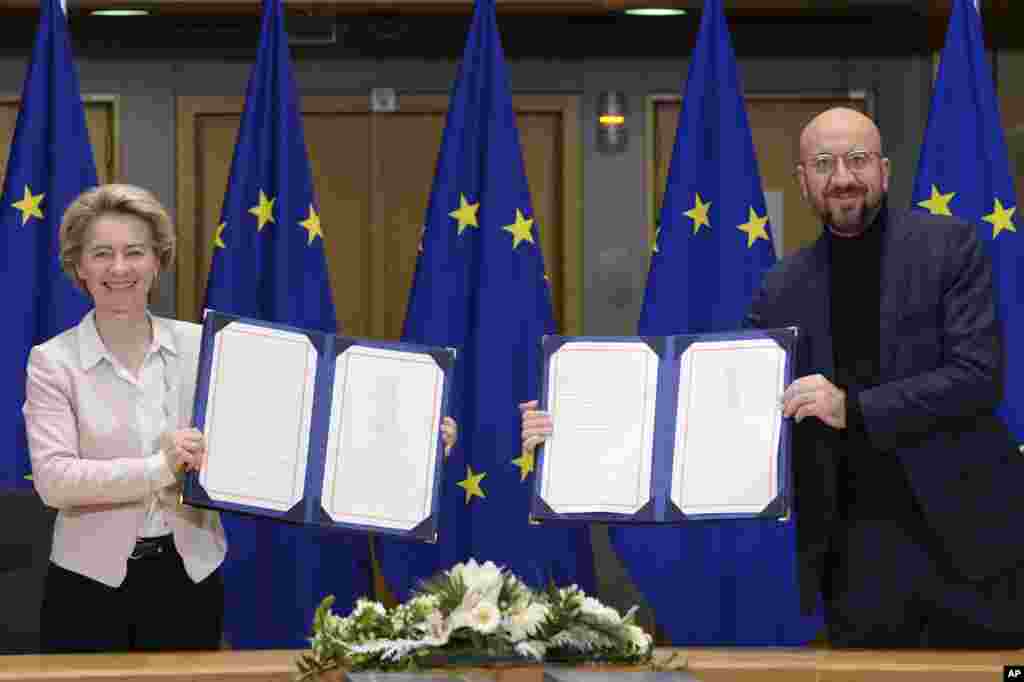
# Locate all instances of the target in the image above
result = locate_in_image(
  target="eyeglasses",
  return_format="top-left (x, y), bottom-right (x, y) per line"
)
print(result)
top-left (801, 150), bottom-right (880, 177)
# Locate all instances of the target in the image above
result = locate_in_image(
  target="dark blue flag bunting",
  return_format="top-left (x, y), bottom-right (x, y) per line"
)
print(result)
top-left (911, 0), bottom-right (1021, 439)
top-left (1, 0), bottom-right (96, 490)
top-left (374, 0), bottom-right (595, 600)
top-left (202, 0), bottom-right (372, 648)
top-left (607, 0), bottom-right (822, 645)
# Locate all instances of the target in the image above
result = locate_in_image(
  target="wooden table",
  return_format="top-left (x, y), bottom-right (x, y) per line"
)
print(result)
top-left (0, 647), bottom-right (1020, 681)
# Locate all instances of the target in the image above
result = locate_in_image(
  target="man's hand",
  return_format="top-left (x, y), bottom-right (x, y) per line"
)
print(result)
top-left (781, 374), bottom-right (847, 430)
top-left (441, 417), bottom-right (458, 455)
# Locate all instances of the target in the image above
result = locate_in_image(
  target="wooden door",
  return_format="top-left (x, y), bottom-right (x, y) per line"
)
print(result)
top-left (1000, 50), bottom-right (1024, 215)
top-left (1, 96), bottom-right (118, 188)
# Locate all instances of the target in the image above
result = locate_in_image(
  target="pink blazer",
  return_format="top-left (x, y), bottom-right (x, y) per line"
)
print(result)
top-left (23, 312), bottom-right (227, 587)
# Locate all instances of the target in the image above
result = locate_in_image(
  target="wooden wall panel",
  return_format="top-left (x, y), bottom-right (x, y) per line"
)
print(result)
top-left (177, 94), bottom-right (581, 338)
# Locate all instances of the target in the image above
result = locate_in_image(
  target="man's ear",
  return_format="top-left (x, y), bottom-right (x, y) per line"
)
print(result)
top-left (795, 165), bottom-right (809, 201)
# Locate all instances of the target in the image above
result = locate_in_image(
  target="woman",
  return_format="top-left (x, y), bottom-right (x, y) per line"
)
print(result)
top-left (25, 184), bottom-right (458, 653)
top-left (24, 184), bottom-right (227, 653)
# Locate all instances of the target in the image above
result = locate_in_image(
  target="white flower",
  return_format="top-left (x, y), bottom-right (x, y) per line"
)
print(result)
top-left (410, 594), bottom-right (440, 611)
top-left (468, 601), bottom-right (501, 634)
top-left (558, 584), bottom-right (581, 602)
top-left (354, 598), bottom-right (387, 617)
top-left (452, 559), bottom-right (504, 603)
top-left (325, 612), bottom-right (345, 630)
top-left (503, 601), bottom-right (549, 642)
top-left (447, 606), bottom-right (471, 632)
top-left (580, 597), bottom-right (621, 625)
top-left (458, 586), bottom-right (488, 612)
top-left (625, 624), bottom-right (652, 652)
top-left (515, 640), bottom-right (547, 660)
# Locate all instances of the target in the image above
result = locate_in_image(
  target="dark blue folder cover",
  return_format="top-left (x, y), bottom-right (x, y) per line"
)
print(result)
top-left (182, 310), bottom-right (454, 542)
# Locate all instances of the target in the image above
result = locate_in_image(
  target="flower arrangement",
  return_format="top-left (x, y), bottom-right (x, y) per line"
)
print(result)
top-left (296, 559), bottom-right (654, 680)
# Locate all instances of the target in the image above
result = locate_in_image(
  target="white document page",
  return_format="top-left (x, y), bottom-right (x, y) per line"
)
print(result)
top-left (540, 341), bottom-right (659, 515)
top-left (672, 338), bottom-right (785, 516)
top-left (199, 322), bottom-right (317, 511)
top-left (322, 346), bottom-right (443, 531)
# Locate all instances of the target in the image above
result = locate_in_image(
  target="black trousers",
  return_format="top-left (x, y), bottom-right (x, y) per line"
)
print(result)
top-left (40, 536), bottom-right (224, 653)
top-left (824, 515), bottom-right (1024, 649)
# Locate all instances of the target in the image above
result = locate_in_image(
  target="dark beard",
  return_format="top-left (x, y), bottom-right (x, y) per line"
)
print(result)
top-left (827, 196), bottom-right (882, 237)
top-left (830, 203), bottom-right (864, 231)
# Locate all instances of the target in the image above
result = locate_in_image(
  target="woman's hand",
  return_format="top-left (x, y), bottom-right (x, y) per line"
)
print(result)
top-left (160, 428), bottom-right (206, 473)
top-left (441, 417), bottom-right (458, 455)
top-left (519, 400), bottom-right (553, 454)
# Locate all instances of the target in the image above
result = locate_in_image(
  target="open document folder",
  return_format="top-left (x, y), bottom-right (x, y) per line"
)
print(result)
top-left (182, 310), bottom-right (455, 542)
top-left (530, 328), bottom-right (797, 524)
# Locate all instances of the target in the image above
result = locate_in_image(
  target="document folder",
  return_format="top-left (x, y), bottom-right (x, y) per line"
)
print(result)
top-left (182, 310), bottom-right (455, 542)
top-left (531, 328), bottom-right (797, 524)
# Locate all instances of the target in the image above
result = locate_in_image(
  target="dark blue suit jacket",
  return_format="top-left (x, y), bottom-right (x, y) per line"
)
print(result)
top-left (746, 208), bottom-right (1024, 614)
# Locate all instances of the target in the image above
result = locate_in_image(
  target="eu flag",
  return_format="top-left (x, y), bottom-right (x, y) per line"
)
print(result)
top-left (911, 0), bottom-right (1021, 439)
top-left (607, 0), bottom-right (821, 644)
top-left (1, 0), bottom-right (96, 489)
top-left (203, 0), bottom-right (372, 648)
top-left (375, 0), bottom-right (595, 599)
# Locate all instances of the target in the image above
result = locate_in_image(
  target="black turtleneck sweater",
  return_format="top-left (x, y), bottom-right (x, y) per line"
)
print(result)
top-left (827, 209), bottom-right (918, 521)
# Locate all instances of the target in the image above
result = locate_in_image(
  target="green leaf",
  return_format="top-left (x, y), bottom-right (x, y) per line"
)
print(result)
top-left (313, 594), bottom-right (336, 633)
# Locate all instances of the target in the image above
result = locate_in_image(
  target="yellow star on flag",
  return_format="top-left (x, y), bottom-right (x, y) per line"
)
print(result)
top-left (511, 450), bottom-right (535, 482)
top-left (457, 465), bottom-right (487, 504)
top-left (503, 209), bottom-right (535, 249)
top-left (917, 185), bottom-right (956, 216)
top-left (983, 198), bottom-right (1016, 239)
top-left (737, 207), bottom-right (770, 248)
top-left (249, 190), bottom-right (276, 232)
top-left (213, 222), bottom-right (226, 249)
top-left (299, 205), bottom-right (324, 245)
top-left (449, 193), bottom-right (480, 235)
top-left (684, 193), bottom-right (712, 234)
top-left (12, 186), bottom-right (44, 225)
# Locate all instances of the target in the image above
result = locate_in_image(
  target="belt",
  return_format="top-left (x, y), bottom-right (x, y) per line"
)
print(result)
top-left (129, 534), bottom-right (175, 560)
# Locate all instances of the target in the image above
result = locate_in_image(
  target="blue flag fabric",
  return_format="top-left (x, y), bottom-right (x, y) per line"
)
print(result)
top-left (1, 0), bottom-right (96, 489)
top-left (202, 0), bottom-right (372, 648)
top-left (911, 0), bottom-right (1022, 439)
top-left (607, 0), bottom-right (821, 645)
top-left (374, 0), bottom-right (595, 600)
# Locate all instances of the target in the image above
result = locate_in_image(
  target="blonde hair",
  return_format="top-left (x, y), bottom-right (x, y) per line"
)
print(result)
top-left (59, 184), bottom-right (176, 292)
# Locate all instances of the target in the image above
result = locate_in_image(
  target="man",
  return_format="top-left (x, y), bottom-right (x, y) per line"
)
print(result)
top-left (754, 106), bottom-right (1024, 647)
top-left (522, 107), bottom-right (1024, 647)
